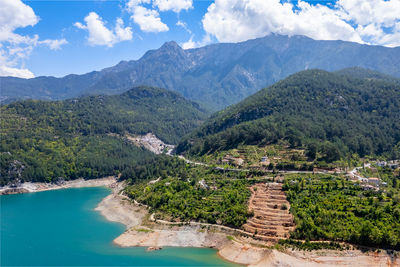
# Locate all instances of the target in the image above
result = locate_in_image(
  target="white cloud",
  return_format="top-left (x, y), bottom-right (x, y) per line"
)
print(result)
top-left (115, 18), bottom-right (134, 41)
top-left (0, 0), bottom-right (68, 78)
top-left (126, 0), bottom-right (172, 32)
top-left (337, 0), bottom-right (400, 47)
top-left (0, 0), bottom-right (38, 43)
top-left (202, 0), bottom-right (362, 43)
top-left (153, 0), bottom-right (193, 13)
top-left (0, 65), bottom-right (34, 78)
top-left (130, 6), bottom-right (169, 32)
top-left (126, 0), bottom-right (151, 10)
top-left (75, 12), bottom-right (133, 47)
top-left (39, 38), bottom-right (68, 50)
top-left (338, 0), bottom-right (400, 27)
top-left (181, 36), bottom-right (195, 49)
top-left (181, 34), bottom-right (211, 49)
top-left (0, 0), bottom-right (38, 78)
top-left (127, 0), bottom-right (192, 13)
top-left (202, 0), bottom-right (400, 47)
top-left (74, 22), bottom-right (86, 30)
top-left (176, 20), bottom-right (191, 34)
top-left (126, 0), bottom-right (191, 33)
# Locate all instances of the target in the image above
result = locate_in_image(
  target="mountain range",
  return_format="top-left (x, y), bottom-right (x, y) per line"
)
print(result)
top-left (1, 34), bottom-right (400, 110)
top-left (177, 68), bottom-right (400, 161)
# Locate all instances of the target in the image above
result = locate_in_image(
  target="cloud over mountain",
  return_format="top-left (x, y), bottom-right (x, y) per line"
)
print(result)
top-left (202, 0), bottom-right (400, 47)
top-left (74, 12), bottom-right (133, 47)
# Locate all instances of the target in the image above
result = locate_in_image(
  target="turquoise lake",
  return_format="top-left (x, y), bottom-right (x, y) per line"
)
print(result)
top-left (1, 187), bottom-right (238, 266)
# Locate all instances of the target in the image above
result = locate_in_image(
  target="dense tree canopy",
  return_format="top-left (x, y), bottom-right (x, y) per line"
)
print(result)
top-left (124, 156), bottom-right (252, 228)
top-left (283, 174), bottom-right (400, 249)
top-left (178, 70), bottom-right (400, 161)
top-left (0, 86), bottom-right (207, 185)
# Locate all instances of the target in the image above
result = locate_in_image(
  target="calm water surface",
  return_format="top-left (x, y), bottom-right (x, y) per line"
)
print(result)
top-left (1, 187), bottom-right (238, 266)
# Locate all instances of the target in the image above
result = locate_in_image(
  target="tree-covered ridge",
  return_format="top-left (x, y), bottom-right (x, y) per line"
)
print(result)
top-left (178, 70), bottom-right (400, 160)
top-left (335, 67), bottom-right (400, 85)
top-left (3, 86), bottom-right (207, 144)
top-left (0, 86), bottom-right (207, 185)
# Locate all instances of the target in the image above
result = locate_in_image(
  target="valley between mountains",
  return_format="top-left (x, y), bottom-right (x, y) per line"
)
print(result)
top-left (1, 66), bottom-right (400, 265)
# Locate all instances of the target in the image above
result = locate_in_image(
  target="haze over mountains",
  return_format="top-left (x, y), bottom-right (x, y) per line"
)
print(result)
top-left (1, 34), bottom-right (400, 110)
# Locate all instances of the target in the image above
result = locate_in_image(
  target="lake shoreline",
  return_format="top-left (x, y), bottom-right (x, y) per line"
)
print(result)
top-left (3, 178), bottom-right (397, 266)
top-left (0, 177), bottom-right (117, 195)
top-left (97, 183), bottom-right (400, 267)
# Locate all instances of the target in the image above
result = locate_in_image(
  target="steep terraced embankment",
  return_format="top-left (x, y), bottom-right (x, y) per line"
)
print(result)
top-left (243, 183), bottom-right (295, 243)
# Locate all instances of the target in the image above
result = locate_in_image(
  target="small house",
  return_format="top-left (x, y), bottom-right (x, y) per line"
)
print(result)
top-left (388, 161), bottom-right (399, 169)
top-left (368, 177), bottom-right (380, 186)
top-left (376, 161), bottom-right (387, 167)
top-left (361, 184), bottom-right (375, 191)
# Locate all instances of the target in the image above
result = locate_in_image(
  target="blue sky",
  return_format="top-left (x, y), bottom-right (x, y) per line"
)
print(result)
top-left (1, 0), bottom-right (399, 78)
top-left (21, 1), bottom-right (209, 77)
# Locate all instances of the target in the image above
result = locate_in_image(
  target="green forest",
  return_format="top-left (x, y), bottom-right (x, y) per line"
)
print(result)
top-left (178, 70), bottom-right (400, 161)
top-left (124, 156), bottom-right (252, 228)
top-left (122, 155), bottom-right (400, 250)
top-left (2, 68), bottom-right (399, 251)
top-left (0, 86), bottom-right (207, 185)
top-left (283, 173), bottom-right (400, 249)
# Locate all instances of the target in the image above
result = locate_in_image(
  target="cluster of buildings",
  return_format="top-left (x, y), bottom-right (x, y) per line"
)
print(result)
top-left (347, 173), bottom-right (386, 191)
top-left (221, 155), bottom-right (244, 166)
top-left (376, 160), bottom-right (399, 169)
top-left (346, 160), bottom-right (400, 190)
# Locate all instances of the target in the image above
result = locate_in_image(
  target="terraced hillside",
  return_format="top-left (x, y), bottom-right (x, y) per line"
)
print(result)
top-left (243, 183), bottom-right (295, 243)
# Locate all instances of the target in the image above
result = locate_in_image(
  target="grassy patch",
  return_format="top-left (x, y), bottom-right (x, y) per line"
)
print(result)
top-left (134, 228), bottom-right (153, 233)
top-left (226, 235), bottom-right (235, 241)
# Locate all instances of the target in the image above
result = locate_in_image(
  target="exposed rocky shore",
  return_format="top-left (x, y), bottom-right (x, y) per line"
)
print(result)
top-left (0, 177), bottom-right (117, 195)
top-left (96, 183), bottom-right (399, 267)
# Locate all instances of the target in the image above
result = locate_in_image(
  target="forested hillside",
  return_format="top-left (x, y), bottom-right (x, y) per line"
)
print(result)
top-left (0, 86), bottom-right (207, 185)
top-left (335, 67), bottom-right (400, 85)
top-left (177, 69), bottom-right (400, 161)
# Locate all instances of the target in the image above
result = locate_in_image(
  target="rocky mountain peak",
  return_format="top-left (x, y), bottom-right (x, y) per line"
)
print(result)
top-left (160, 41), bottom-right (181, 50)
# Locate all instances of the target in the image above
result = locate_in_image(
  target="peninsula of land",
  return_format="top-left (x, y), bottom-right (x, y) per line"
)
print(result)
top-left (97, 181), bottom-right (400, 267)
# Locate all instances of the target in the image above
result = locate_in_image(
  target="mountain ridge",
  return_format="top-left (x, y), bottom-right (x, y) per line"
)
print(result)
top-left (177, 69), bottom-right (400, 160)
top-left (1, 34), bottom-right (400, 109)
top-left (0, 86), bottom-right (207, 184)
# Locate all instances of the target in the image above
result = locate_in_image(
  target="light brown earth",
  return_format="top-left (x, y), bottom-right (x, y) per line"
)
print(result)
top-left (97, 181), bottom-right (399, 266)
top-left (243, 183), bottom-right (294, 244)
top-left (94, 181), bottom-right (147, 228)
top-left (0, 176), bottom-right (117, 195)
top-left (3, 176), bottom-right (398, 266)
top-left (125, 133), bottom-right (174, 155)
top-left (219, 243), bottom-right (400, 267)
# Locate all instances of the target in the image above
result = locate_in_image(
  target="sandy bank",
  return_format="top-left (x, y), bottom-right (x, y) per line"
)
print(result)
top-left (114, 224), bottom-right (228, 248)
top-left (219, 241), bottom-right (400, 266)
top-left (95, 182), bottom-right (147, 229)
top-left (0, 177), bottom-right (117, 195)
top-left (97, 189), bottom-right (399, 266)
